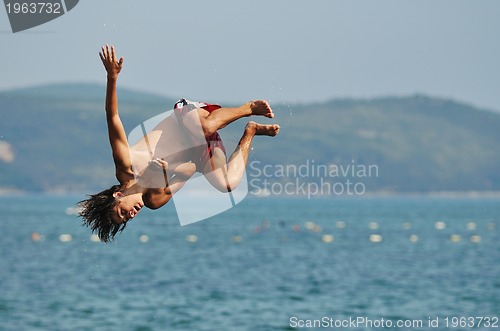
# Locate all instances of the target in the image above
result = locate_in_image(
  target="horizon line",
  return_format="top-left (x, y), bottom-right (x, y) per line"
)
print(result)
top-left (0, 81), bottom-right (498, 113)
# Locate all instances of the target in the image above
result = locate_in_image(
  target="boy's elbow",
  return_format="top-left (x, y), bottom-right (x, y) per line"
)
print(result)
top-left (143, 191), bottom-right (171, 210)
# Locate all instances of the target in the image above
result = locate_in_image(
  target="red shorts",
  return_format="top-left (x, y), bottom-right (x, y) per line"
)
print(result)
top-left (173, 99), bottom-right (226, 170)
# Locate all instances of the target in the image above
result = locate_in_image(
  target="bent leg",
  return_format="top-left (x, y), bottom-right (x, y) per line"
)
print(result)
top-left (202, 122), bottom-right (280, 192)
top-left (198, 100), bottom-right (274, 137)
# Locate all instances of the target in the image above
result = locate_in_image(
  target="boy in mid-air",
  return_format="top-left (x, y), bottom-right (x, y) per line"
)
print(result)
top-left (78, 45), bottom-right (280, 242)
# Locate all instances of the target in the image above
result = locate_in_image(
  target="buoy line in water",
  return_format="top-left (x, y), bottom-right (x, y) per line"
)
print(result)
top-left (29, 220), bottom-right (495, 244)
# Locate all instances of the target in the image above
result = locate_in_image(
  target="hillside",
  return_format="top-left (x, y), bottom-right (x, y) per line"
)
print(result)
top-left (1, 83), bottom-right (499, 194)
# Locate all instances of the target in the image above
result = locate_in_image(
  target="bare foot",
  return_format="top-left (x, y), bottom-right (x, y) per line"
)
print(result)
top-left (246, 121), bottom-right (280, 136)
top-left (249, 100), bottom-right (274, 118)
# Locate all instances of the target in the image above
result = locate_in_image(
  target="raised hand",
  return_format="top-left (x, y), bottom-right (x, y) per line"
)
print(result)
top-left (99, 44), bottom-right (123, 79)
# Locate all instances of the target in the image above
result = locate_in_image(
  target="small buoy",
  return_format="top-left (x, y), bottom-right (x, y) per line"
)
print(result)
top-left (292, 225), bottom-right (301, 232)
top-left (336, 221), bottom-right (346, 229)
top-left (186, 235), bottom-right (198, 243)
top-left (59, 234), bottom-right (73, 242)
top-left (322, 234), bottom-right (334, 243)
top-left (435, 221), bottom-right (446, 230)
top-left (139, 235), bottom-right (149, 243)
top-left (31, 232), bottom-right (44, 242)
top-left (450, 234), bottom-right (461, 242)
top-left (409, 234), bottom-right (418, 243)
top-left (470, 235), bottom-right (482, 243)
top-left (305, 221), bottom-right (315, 230)
top-left (402, 222), bottom-right (412, 230)
top-left (466, 222), bottom-right (477, 230)
top-left (369, 234), bottom-right (383, 243)
top-left (369, 222), bottom-right (379, 230)
top-left (231, 236), bottom-right (243, 243)
top-left (90, 234), bottom-right (101, 242)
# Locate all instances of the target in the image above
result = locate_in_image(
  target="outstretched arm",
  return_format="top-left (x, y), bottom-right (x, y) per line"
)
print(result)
top-left (99, 45), bottom-right (133, 184)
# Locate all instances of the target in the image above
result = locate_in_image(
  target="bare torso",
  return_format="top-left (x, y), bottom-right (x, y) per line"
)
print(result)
top-left (128, 112), bottom-right (205, 186)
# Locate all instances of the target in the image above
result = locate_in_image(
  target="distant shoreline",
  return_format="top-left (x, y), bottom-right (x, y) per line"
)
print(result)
top-left (0, 188), bottom-right (27, 196)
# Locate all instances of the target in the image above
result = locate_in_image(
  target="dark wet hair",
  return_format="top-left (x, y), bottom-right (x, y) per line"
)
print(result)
top-left (78, 184), bottom-right (127, 243)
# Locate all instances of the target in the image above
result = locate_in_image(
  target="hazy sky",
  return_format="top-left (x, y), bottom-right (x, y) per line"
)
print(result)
top-left (1, 0), bottom-right (500, 111)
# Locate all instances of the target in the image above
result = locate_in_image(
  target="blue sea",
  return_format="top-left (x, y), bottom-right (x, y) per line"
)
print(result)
top-left (0, 195), bottom-right (499, 331)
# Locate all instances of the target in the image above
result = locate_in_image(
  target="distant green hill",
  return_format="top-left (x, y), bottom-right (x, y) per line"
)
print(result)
top-left (1, 83), bottom-right (499, 194)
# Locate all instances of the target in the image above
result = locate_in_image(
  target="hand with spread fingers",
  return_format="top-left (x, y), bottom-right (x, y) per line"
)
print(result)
top-left (99, 44), bottom-right (123, 79)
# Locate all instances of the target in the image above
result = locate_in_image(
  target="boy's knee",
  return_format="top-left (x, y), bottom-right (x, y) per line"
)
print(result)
top-left (201, 120), bottom-right (217, 137)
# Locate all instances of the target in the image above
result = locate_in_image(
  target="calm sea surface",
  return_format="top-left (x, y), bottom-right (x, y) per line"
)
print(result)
top-left (0, 195), bottom-right (499, 331)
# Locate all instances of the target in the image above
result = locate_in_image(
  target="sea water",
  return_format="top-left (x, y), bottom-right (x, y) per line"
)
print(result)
top-left (0, 195), bottom-right (499, 331)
